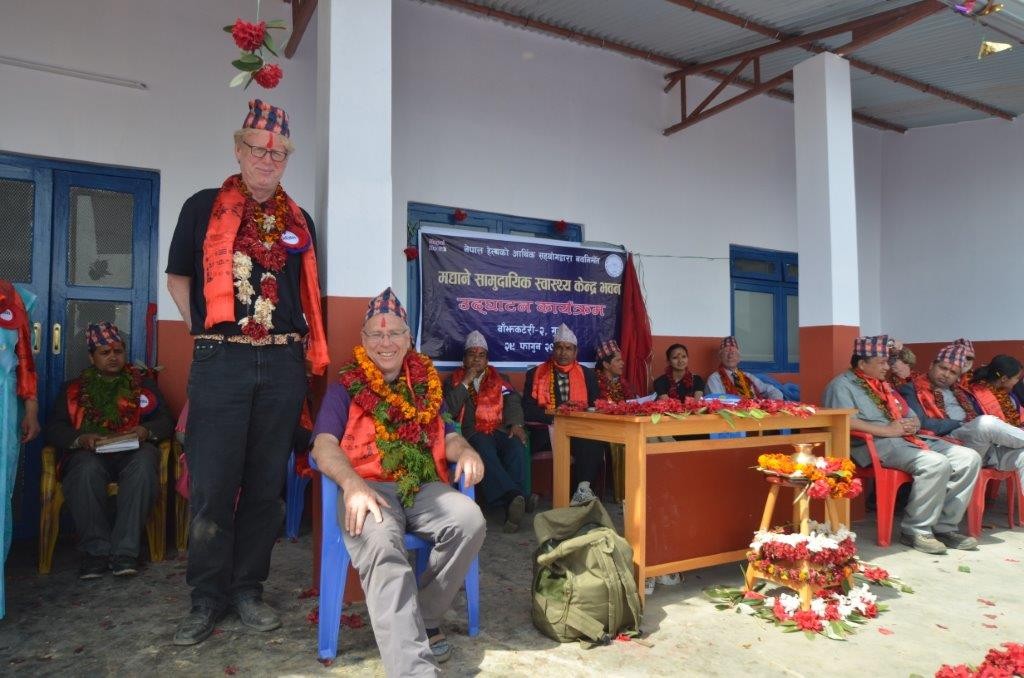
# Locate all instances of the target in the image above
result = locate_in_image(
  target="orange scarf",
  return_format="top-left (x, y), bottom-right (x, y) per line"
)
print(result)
top-left (970, 383), bottom-right (1022, 427)
top-left (718, 366), bottom-right (755, 398)
top-left (0, 280), bottom-right (36, 399)
top-left (450, 366), bottom-right (506, 434)
top-left (202, 175), bottom-right (329, 375)
top-left (532, 360), bottom-right (587, 409)
top-left (912, 373), bottom-right (976, 423)
top-left (855, 370), bottom-right (927, 449)
top-left (340, 400), bottom-right (449, 484)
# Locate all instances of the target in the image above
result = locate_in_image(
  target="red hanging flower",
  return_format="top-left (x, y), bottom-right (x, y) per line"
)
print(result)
top-left (253, 63), bottom-right (283, 89)
top-left (453, 209), bottom-right (468, 222)
top-left (231, 19), bottom-right (266, 51)
top-left (403, 246), bottom-right (419, 261)
top-left (554, 219), bottom-right (568, 233)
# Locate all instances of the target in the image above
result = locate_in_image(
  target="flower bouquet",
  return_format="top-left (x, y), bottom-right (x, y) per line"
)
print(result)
top-left (936, 643), bottom-right (1024, 677)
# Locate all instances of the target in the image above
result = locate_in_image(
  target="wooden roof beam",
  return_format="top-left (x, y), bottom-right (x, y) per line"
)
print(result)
top-left (662, 0), bottom-right (1015, 121)
top-left (284, 0), bottom-right (318, 59)
top-left (429, 0), bottom-right (908, 133)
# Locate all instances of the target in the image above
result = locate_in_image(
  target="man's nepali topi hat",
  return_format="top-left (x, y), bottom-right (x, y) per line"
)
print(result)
top-left (365, 287), bottom-right (408, 323)
top-left (935, 344), bottom-right (967, 370)
top-left (595, 339), bottom-right (620, 361)
top-left (553, 324), bottom-right (577, 346)
top-left (242, 99), bottom-right (290, 138)
top-left (87, 321), bottom-right (123, 351)
top-left (464, 330), bottom-right (487, 352)
top-left (853, 334), bottom-right (891, 358)
top-left (953, 338), bottom-right (975, 358)
top-left (721, 336), bottom-right (739, 350)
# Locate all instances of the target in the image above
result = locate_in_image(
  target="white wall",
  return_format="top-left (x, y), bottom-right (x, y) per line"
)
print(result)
top-left (0, 0), bottom-right (317, 319)
top-left (880, 117), bottom-right (1024, 341)
top-left (392, 0), bottom-right (884, 337)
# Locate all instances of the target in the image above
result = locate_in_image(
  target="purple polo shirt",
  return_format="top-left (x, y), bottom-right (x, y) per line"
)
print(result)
top-left (312, 383), bottom-right (457, 440)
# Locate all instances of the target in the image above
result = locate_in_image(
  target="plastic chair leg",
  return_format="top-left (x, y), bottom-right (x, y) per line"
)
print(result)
top-left (285, 457), bottom-right (310, 540)
top-left (875, 483), bottom-right (899, 547)
top-left (38, 491), bottom-right (63, 575)
top-left (414, 545), bottom-right (429, 578)
top-left (318, 537), bottom-right (349, 660)
top-left (466, 556), bottom-right (480, 637)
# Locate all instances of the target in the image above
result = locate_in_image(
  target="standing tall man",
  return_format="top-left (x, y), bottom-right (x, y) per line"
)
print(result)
top-left (705, 336), bottom-right (784, 399)
top-left (166, 99), bottom-right (329, 645)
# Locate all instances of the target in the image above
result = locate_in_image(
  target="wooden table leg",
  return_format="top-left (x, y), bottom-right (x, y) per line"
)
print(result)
top-left (624, 426), bottom-right (647, 606)
top-left (552, 420), bottom-right (571, 509)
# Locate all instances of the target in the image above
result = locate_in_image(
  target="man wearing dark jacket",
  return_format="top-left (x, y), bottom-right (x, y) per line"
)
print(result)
top-left (899, 343), bottom-right (1024, 487)
top-left (45, 322), bottom-right (173, 579)
top-left (522, 323), bottom-right (605, 504)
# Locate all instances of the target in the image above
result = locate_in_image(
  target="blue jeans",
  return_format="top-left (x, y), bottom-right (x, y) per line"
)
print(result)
top-left (184, 339), bottom-right (306, 610)
top-left (466, 429), bottom-right (528, 505)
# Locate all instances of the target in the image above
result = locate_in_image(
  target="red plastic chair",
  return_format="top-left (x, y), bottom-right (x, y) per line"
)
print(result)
top-left (966, 467), bottom-right (1019, 538)
top-left (851, 432), bottom-right (914, 547)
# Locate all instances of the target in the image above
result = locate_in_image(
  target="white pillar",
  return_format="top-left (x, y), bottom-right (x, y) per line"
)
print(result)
top-left (315, 0), bottom-right (393, 297)
top-left (793, 52), bottom-right (859, 328)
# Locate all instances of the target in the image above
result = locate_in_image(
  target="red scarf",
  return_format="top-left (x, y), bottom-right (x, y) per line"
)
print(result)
top-left (854, 369), bottom-right (928, 449)
top-left (450, 365), bottom-right (506, 434)
top-left (664, 365), bottom-right (694, 394)
top-left (718, 366), bottom-right (756, 398)
top-left (0, 280), bottom-right (36, 400)
top-left (202, 175), bottom-right (329, 375)
top-left (969, 383), bottom-right (1022, 427)
top-left (912, 373), bottom-right (976, 423)
top-left (532, 360), bottom-right (587, 409)
top-left (340, 401), bottom-right (449, 484)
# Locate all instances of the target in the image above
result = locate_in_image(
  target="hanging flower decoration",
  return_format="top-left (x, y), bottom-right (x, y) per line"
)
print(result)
top-left (554, 219), bottom-right (568, 233)
top-left (452, 209), bottom-right (468, 223)
top-left (224, 15), bottom-right (288, 90)
top-left (403, 246), bottom-right (419, 262)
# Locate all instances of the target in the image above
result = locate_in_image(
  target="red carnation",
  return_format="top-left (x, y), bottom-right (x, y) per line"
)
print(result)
top-left (241, 319), bottom-right (269, 341)
top-left (793, 609), bottom-right (823, 632)
top-left (253, 63), bottom-right (283, 89)
top-left (232, 19), bottom-right (267, 51)
top-left (862, 602), bottom-right (878, 618)
top-left (453, 209), bottom-right (468, 222)
top-left (772, 600), bottom-right (788, 622)
top-left (935, 665), bottom-right (975, 678)
top-left (403, 246), bottom-right (419, 261)
top-left (823, 603), bottom-right (842, 621)
top-left (554, 219), bottom-right (568, 233)
top-left (260, 276), bottom-right (279, 304)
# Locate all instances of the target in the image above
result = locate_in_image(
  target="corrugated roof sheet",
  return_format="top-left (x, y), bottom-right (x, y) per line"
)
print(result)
top-left (426, 0), bottom-right (1024, 130)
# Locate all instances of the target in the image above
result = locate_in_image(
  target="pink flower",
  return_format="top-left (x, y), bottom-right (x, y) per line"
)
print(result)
top-left (808, 478), bottom-right (831, 499)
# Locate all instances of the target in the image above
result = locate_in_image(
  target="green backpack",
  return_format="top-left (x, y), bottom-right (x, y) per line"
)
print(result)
top-left (531, 500), bottom-right (643, 646)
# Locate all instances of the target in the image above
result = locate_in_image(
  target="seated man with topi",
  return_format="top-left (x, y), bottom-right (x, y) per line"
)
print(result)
top-left (45, 322), bottom-right (173, 579)
top-left (522, 324), bottom-right (606, 505)
top-left (704, 336), bottom-right (784, 399)
top-left (311, 288), bottom-right (486, 676)
top-left (443, 330), bottom-right (535, 533)
top-left (899, 344), bottom-right (1024, 489)
top-left (823, 335), bottom-right (980, 555)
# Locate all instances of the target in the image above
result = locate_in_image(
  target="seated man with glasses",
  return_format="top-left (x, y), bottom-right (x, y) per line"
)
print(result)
top-left (165, 99), bottom-right (330, 645)
top-left (312, 287), bottom-right (486, 675)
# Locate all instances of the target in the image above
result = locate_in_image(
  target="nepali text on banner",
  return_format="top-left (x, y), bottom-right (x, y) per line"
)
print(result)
top-left (417, 226), bottom-right (625, 369)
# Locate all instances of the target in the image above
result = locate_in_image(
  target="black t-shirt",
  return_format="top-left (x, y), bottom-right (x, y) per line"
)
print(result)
top-left (653, 373), bottom-right (706, 400)
top-left (165, 188), bottom-right (318, 336)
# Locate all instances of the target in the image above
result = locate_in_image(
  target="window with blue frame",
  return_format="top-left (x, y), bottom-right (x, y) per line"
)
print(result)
top-left (730, 245), bottom-right (798, 373)
top-left (405, 202), bottom-right (583, 339)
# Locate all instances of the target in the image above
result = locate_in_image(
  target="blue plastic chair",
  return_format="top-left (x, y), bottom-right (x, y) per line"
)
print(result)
top-left (314, 461), bottom-right (481, 661)
top-left (285, 450), bottom-right (310, 539)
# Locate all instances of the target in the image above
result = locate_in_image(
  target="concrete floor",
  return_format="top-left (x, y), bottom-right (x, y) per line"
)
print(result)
top-left (1, 498), bottom-right (1022, 677)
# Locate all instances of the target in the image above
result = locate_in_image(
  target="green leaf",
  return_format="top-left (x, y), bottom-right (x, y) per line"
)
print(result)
top-left (651, 413), bottom-right (662, 425)
top-left (713, 604), bottom-right (731, 610)
top-left (665, 412), bottom-right (687, 420)
top-left (223, 24), bottom-right (235, 33)
top-left (236, 52), bottom-right (263, 65)
top-left (718, 411), bottom-right (737, 430)
top-left (958, 565), bottom-right (971, 573)
top-left (263, 33), bottom-right (279, 57)
top-left (265, 19), bottom-right (288, 29)
top-left (804, 630), bottom-right (817, 640)
top-left (748, 408), bottom-right (768, 419)
top-left (229, 71), bottom-right (249, 88)
top-left (243, 74), bottom-right (254, 90)
top-left (232, 57), bottom-right (264, 72)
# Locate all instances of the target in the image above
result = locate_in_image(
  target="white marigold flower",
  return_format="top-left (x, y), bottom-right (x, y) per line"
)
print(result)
top-left (235, 278), bottom-right (255, 306)
top-left (261, 214), bottom-right (277, 232)
top-left (232, 251), bottom-right (253, 280)
top-left (253, 297), bottom-right (275, 328)
top-left (810, 598), bottom-right (827, 617)
top-left (779, 593), bottom-right (800, 616)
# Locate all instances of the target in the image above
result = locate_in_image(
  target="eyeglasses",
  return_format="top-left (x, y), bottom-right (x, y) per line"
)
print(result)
top-left (242, 140), bottom-right (288, 163)
top-left (362, 329), bottom-right (409, 345)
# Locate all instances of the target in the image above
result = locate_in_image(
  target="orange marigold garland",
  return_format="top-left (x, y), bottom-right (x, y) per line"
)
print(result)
top-left (757, 453), bottom-right (862, 500)
top-left (339, 346), bottom-right (444, 507)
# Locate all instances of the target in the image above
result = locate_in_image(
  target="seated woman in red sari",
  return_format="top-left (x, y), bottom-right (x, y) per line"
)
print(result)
top-left (653, 343), bottom-right (705, 401)
top-left (594, 340), bottom-right (635, 403)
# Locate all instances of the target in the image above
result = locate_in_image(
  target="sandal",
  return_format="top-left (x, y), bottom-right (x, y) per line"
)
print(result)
top-left (425, 627), bottom-right (453, 664)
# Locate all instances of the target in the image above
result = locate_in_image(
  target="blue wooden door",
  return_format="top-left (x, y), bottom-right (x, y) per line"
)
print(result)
top-left (0, 154), bottom-right (157, 539)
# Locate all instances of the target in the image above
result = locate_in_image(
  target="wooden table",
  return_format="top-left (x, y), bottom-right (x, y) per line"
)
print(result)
top-left (551, 408), bottom-right (855, 604)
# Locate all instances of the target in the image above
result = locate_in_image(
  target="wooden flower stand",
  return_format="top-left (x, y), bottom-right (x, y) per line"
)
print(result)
top-left (743, 476), bottom-right (851, 611)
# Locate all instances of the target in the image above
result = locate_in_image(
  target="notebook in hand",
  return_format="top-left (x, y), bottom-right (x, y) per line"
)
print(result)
top-left (95, 432), bottom-right (141, 454)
